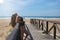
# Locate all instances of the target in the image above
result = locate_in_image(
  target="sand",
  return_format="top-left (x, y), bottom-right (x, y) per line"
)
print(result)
top-left (0, 18), bottom-right (60, 40)
top-left (0, 18), bottom-right (13, 40)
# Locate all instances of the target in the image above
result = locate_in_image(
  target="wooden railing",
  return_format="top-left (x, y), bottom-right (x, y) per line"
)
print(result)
top-left (6, 23), bottom-right (33, 40)
top-left (30, 18), bottom-right (60, 39)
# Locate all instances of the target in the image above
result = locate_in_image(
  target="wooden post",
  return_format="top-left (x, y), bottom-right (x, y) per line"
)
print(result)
top-left (54, 23), bottom-right (56, 39)
top-left (42, 20), bottom-right (43, 30)
top-left (34, 19), bottom-right (36, 24)
top-left (30, 19), bottom-right (32, 24)
top-left (46, 21), bottom-right (48, 34)
top-left (33, 19), bottom-right (34, 24)
top-left (39, 20), bottom-right (40, 29)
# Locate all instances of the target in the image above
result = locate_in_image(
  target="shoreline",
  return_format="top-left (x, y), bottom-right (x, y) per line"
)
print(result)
top-left (0, 18), bottom-right (10, 19)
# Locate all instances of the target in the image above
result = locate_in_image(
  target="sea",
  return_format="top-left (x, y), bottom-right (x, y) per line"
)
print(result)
top-left (0, 16), bottom-right (60, 19)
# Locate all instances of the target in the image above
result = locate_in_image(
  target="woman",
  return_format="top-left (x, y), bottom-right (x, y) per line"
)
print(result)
top-left (17, 16), bottom-right (29, 40)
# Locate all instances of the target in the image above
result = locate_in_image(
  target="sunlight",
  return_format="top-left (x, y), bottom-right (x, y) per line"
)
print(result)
top-left (0, 0), bottom-right (4, 4)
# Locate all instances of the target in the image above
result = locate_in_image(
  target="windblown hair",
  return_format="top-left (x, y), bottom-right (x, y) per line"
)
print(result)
top-left (10, 13), bottom-right (17, 27)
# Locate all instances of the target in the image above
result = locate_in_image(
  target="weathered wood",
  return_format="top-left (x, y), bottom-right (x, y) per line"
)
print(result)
top-left (30, 19), bottom-right (60, 39)
top-left (6, 23), bottom-right (19, 40)
top-left (7, 23), bottom-right (33, 40)
top-left (42, 20), bottom-right (43, 30)
top-left (53, 23), bottom-right (56, 39)
top-left (39, 20), bottom-right (40, 29)
top-left (25, 25), bottom-right (34, 40)
top-left (46, 21), bottom-right (48, 34)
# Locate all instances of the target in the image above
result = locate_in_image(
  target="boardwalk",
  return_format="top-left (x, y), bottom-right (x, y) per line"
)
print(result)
top-left (26, 22), bottom-right (60, 40)
top-left (1, 18), bottom-right (60, 40)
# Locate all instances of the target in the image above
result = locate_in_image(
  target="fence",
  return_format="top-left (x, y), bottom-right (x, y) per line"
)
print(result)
top-left (6, 23), bottom-right (33, 40)
top-left (30, 18), bottom-right (60, 39)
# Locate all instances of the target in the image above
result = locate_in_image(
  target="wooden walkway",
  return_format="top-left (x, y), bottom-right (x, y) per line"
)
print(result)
top-left (6, 19), bottom-right (60, 40)
top-left (26, 22), bottom-right (60, 40)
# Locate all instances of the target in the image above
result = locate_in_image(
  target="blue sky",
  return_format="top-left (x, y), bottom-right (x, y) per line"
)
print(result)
top-left (0, 0), bottom-right (60, 16)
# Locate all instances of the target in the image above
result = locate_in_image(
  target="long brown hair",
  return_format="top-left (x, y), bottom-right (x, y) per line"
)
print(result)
top-left (10, 13), bottom-right (18, 27)
top-left (17, 16), bottom-right (25, 26)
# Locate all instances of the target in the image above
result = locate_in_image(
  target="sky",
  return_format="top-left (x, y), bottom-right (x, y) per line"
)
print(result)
top-left (0, 0), bottom-right (60, 16)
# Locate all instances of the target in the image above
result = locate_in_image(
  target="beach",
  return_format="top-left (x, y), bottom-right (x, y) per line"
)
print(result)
top-left (0, 18), bottom-right (60, 40)
top-left (0, 18), bottom-right (12, 40)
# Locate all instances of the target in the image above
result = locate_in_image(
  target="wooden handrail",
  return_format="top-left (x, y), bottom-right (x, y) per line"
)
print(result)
top-left (25, 24), bottom-right (34, 40)
top-left (31, 18), bottom-right (60, 24)
top-left (6, 23), bottom-right (19, 40)
top-left (6, 23), bottom-right (33, 40)
top-left (30, 19), bottom-right (60, 39)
